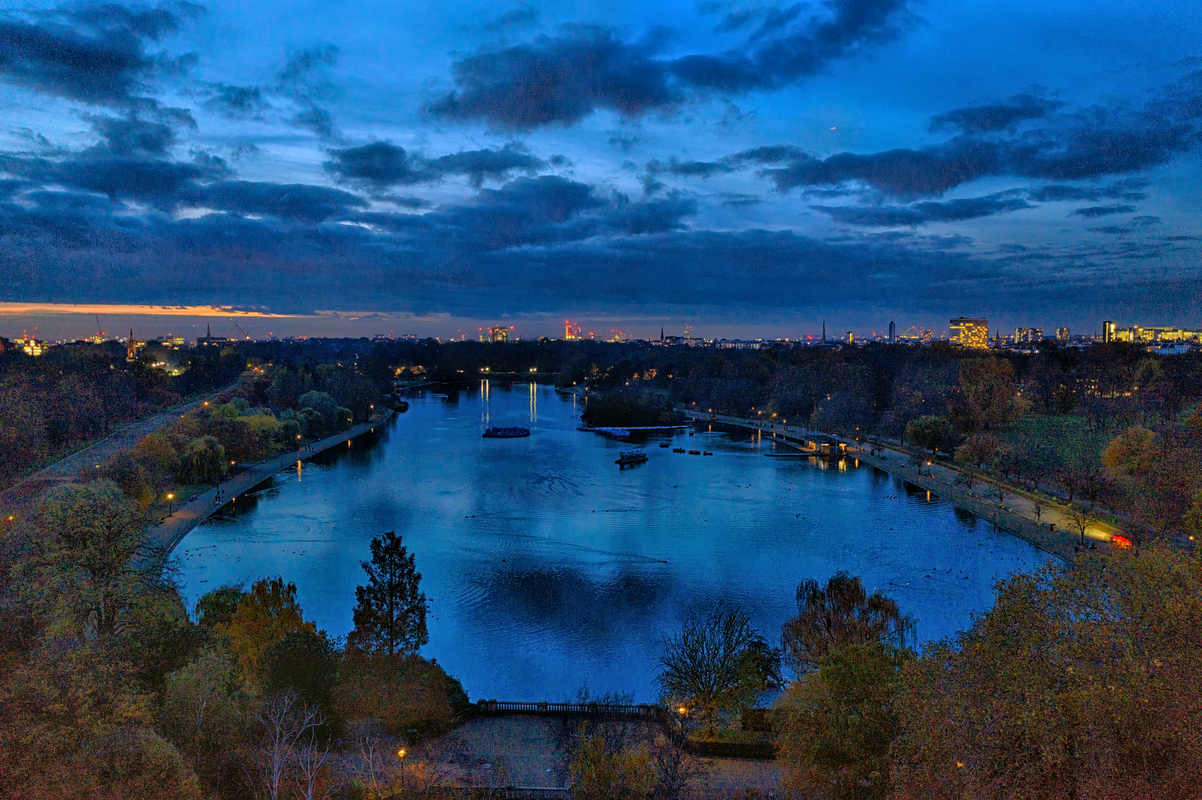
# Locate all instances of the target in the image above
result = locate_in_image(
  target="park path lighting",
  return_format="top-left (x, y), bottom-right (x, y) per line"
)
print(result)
top-left (166, 493), bottom-right (174, 514)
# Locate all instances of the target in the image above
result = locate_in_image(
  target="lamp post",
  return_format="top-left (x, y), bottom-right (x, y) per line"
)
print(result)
top-left (166, 493), bottom-right (174, 514)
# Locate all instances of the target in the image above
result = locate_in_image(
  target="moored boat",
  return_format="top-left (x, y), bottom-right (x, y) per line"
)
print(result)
top-left (615, 450), bottom-right (649, 466)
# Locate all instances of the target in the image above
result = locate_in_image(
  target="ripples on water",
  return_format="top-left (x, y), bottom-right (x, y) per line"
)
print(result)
top-left (179, 384), bottom-right (1048, 701)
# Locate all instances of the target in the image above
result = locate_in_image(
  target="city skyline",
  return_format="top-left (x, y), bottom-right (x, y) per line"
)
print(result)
top-left (1, 0), bottom-right (1200, 332)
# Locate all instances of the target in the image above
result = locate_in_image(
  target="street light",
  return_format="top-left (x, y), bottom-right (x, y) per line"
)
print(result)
top-left (166, 493), bottom-right (174, 513)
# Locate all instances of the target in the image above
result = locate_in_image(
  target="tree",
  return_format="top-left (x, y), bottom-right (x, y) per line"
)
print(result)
top-left (224, 577), bottom-right (316, 683)
top-left (264, 629), bottom-right (340, 722)
top-left (348, 531), bottom-right (428, 657)
top-left (657, 605), bottom-right (777, 736)
top-left (22, 480), bottom-right (169, 637)
top-left (194, 583), bottom-right (246, 630)
top-left (892, 546), bottom-right (1202, 799)
top-left (570, 733), bottom-right (654, 800)
top-left (1064, 507), bottom-right (1093, 547)
top-left (959, 357), bottom-right (1025, 430)
top-left (904, 415), bottom-right (952, 456)
top-left (782, 573), bottom-right (912, 675)
top-left (776, 644), bottom-right (912, 800)
top-left (253, 689), bottom-right (326, 800)
top-left (181, 436), bottom-right (227, 485)
top-left (159, 647), bottom-right (246, 787)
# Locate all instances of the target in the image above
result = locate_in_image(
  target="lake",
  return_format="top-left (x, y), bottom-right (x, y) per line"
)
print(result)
top-left (177, 382), bottom-right (1048, 701)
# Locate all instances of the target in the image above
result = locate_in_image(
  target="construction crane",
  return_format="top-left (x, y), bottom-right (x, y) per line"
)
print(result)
top-left (230, 319), bottom-right (251, 340)
top-left (94, 313), bottom-right (104, 339)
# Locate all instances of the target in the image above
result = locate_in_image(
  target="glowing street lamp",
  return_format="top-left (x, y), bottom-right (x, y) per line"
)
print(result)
top-left (166, 492), bottom-right (174, 513)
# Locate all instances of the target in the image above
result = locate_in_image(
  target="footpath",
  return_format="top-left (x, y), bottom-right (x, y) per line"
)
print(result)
top-left (0, 383), bottom-right (238, 517)
top-left (151, 409), bottom-right (395, 554)
top-left (687, 410), bottom-right (1120, 564)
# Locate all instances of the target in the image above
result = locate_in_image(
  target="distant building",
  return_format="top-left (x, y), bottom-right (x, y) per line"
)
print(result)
top-left (888, 321), bottom-right (896, 343)
top-left (845, 331), bottom-right (855, 344)
top-left (17, 335), bottom-right (45, 356)
top-left (1102, 320), bottom-right (1116, 343)
top-left (1056, 327), bottom-right (1070, 341)
top-left (1014, 327), bottom-right (1044, 344)
top-left (126, 327), bottom-right (139, 361)
top-left (197, 322), bottom-right (233, 348)
top-left (489, 326), bottom-right (509, 343)
top-left (949, 318), bottom-right (989, 348)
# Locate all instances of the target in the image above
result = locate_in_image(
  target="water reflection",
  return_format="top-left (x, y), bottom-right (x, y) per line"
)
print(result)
top-left (179, 383), bottom-right (1048, 701)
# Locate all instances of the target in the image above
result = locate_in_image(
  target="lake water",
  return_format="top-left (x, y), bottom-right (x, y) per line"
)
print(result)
top-left (177, 383), bottom-right (1048, 702)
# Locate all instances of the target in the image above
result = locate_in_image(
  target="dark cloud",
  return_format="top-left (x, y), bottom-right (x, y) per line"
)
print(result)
top-left (723, 70), bottom-right (1202, 197)
top-left (276, 45), bottom-right (342, 139)
top-left (293, 104), bottom-right (341, 142)
top-left (427, 0), bottom-right (913, 129)
top-left (0, 2), bottom-right (200, 106)
top-left (930, 94), bottom-right (1062, 133)
top-left (813, 191), bottom-right (1033, 226)
top-left (183, 181), bottom-right (368, 223)
top-left (482, 8), bottom-right (540, 32)
top-left (609, 135), bottom-right (642, 152)
top-left (324, 142), bottom-right (424, 189)
top-left (88, 113), bottom-right (180, 156)
top-left (204, 84), bottom-right (269, 117)
top-left (647, 158), bottom-right (733, 178)
top-left (1070, 204), bottom-right (1136, 218)
top-left (326, 141), bottom-right (546, 189)
top-left (277, 44), bottom-right (340, 87)
top-left (427, 143), bottom-right (545, 187)
top-left (1027, 179), bottom-right (1147, 202)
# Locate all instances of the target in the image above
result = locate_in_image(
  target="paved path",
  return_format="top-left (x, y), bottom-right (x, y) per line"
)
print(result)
top-left (150, 410), bottom-right (395, 554)
top-left (0, 383), bottom-right (238, 516)
top-left (688, 410), bottom-right (1121, 563)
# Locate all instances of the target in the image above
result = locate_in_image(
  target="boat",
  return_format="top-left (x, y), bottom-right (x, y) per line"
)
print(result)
top-left (672, 447), bottom-right (686, 453)
top-left (658, 443), bottom-right (670, 448)
top-left (703, 452), bottom-right (714, 456)
top-left (483, 427), bottom-right (531, 438)
top-left (615, 450), bottom-right (649, 467)
top-left (688, 449), bottom-right (701, 455)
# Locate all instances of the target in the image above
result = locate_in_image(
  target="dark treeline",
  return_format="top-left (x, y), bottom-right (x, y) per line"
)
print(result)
top-left (0, 341), bottom-right (245, 488)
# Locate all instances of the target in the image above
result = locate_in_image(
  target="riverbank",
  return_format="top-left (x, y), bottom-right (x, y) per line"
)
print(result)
top-left (685, 409), bottom-right (1120, 564)
top-left (151, 409), bottom-right (395, 554)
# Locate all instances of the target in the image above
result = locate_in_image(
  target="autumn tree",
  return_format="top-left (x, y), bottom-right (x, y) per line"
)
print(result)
top-left (657, 605), bottom-right (778, 736)
top-left (348, 531), bottom-right (428, 657)
top-left (224, 577), bottom-right (316, 683)
top-left (959, 357), bottom-right (1025, 430)
top-left (181, 436), bottom-right (227, 485)
top-left (904, 415), bottom-right (952, 455)
top-left (776, 643), bottom-right (912, 800)
top-left (892, 546), bottom-right (1202, 799)
top-left (781, 572), bottom-right (912, 674)
top-left (21, 480), bottom-right (169, 637)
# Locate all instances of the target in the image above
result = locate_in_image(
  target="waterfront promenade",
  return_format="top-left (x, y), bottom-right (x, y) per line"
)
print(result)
top-left (150, 409), bottom-right (395, 554)
top-left (685, 409), bottom-right (1119, 563)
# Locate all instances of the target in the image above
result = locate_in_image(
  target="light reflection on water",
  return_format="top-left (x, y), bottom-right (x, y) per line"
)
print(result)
top-left (178, 383), bottom-right (1048, 701)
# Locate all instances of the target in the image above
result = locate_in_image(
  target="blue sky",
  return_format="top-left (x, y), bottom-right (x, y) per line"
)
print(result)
top-left (1, 0), bottom-right (1200, 340)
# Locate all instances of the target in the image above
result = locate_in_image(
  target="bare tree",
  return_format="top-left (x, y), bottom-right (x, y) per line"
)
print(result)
top-left (253, 689), bottom-right (324, 800)
top-left (1065, 508), bottom-right (1093, 547)
top-left (658, 605), bottom-right (779, 737)
top-left (1032, 497), bottom-right (1046, 524)
top-left (991, 483), bottom-right (1008, 507)
top-left (293, 730), bottom-right (340, 800)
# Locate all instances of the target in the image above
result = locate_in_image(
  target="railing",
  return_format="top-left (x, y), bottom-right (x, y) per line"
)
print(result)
top-left (475, 700), bottom-right (659, 718)
top-left (426, 787), bottom-right (570, 800)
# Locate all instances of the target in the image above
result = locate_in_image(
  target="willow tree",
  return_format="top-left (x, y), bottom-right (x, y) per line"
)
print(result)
top-left (782, 572), bottom-right (912, 674)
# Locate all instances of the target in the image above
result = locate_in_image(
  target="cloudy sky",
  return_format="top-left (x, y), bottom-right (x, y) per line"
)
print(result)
top-left (1, 0), bottom-right (1200, 341)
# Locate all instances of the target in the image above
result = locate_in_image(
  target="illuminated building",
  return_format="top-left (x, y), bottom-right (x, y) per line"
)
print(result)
top-left (1014, 327), bottom-right (1043, 344)
top-left (1102, 320), bottom-right (1116, 343)
top-left (197, 322), bottom-right (233, 348)
top-left (949, 318), bottom-right (989, 348)
top-left (564, 320), bottom-right (582, 340)
top-left (1056, 327), bottom-right (1070, 341)
top-left (488, 326), bottom-right (509, 343)
top-left (888, 321), bottom-right (896, 343)
top-left (126, 327), bottom-right (139, 361)
top-left (17, 335), bottom-right (45, 356)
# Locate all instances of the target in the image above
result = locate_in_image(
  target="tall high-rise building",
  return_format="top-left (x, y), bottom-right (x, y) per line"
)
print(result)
top-left (489, 326), bottom-right (509, 343)
top-left (888, 321), bottom-right (896, 342)
top-left (950, 317), bottom-right (989, 348)
top-left (1056, 327), bottom-right (1070, 341)
top-left (1102, 320), bottom-right (1116, 343)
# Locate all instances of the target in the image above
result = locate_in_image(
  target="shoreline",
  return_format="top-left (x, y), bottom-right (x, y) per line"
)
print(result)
top-left (151, 409), bottom-right (396, 554)
top-left (686, 409), bottom-right (1090, 564)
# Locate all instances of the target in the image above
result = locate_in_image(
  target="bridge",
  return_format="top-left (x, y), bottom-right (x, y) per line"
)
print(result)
top-left (472, 700), bottom-right (660, 719)
top-left (682, 408), bottom-right (847, 457)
